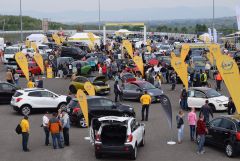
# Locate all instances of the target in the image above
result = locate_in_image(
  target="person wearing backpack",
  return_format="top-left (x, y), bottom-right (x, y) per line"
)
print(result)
top-left (176, 110), bottom-right (184, 144)
top-left (180, 87), bottom-right (188, 110)
top-left (200, 70), bottom-right (207, 87)
top-left (20, 116), bottom-right (30, 152)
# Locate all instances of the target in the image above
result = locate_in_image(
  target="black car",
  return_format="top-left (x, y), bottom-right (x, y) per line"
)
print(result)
top-left (61, 47), bottom-right (86, 60)
top-left (65, 96), bottom-right (135, 128)
top-left (0, 82), bottom-right (19, 104)
top-left (204, 115), bottom-right (240, 157)
top-left (233, 51), bottom-right (240, 68)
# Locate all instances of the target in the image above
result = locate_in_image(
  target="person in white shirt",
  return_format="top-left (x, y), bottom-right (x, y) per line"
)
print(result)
top-left (42, 111), bottom-right (50, 146)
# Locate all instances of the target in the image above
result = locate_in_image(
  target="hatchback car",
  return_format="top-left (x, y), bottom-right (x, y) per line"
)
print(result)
top-left (187, 87), bottom-right (228, 111)
top-left (205, 115), bottom-right (240, 157)
top-left (11, 88), bottom-right (67, 115)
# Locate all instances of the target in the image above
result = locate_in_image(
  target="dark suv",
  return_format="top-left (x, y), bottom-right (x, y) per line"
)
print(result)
top-left (205, 115), bottom-right (240, 157)
top-left (61, 47), bottom-right (86, 60)
top-left (65, 96), bottom-right (135, 128)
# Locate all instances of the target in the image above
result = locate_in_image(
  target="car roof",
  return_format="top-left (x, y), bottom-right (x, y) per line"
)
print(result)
top-left (17, 88), bottom-right (48, 93)
top-left (189, 87), bottom-right (211, 91)
top-left (72, 96), bottom-right (108, 101)
top-left (130, 80), bottom-right (147, 84)
top-left (220, 115), bottom-right (240, 122)
top-left (98, 116), bottom-right (131, 122)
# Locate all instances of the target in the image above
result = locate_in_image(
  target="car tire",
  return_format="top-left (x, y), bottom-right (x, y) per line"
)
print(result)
top-left (130, 143), bottom-right (138, 160)
top-left (225, 143), bottom-right (236, 157)
top-left (95, 152), bottom-right (102, 159)
top-left (140, 133), bottom-right (145, 147)
top-left (21, 105), bottom-right (32, 116)
top-left (48, 53), bottom-right (55, 61)
top-left (78, 116), bottom-right (87, 128)
top-left (69, 85), bottom-right (77, 94)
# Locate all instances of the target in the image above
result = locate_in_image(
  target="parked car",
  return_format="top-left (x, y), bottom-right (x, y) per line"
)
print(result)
top-left (90, 116), bottom-right (145, 159)
top-left (120, 72), bottom-right (136, 83)
top-left (65, 97), bottom-right (135, 128)
top-left (204, 115), bottom-right (240, 157)
top-left (0, 82), bottom-right (19, 104)
top-left (69, 76), bottom-right (110, 95)
top-left (187, 87), bottom-right (229, 111)
top-left (61, 47), bottom-right (86, 60)
top-left (38, 44), bottom-right (52, 54)
top-left (16, 61), bottom-right (42, 76)
top-left (190, 56), bottom-right (206, 72)
top-left (71, 61), bottom-right (92, 75)
top-left (3, 46), bottom-right (20, 64)
top-left (21, 48), bottom-right (35, 58)
top-left (122, 81), bottom-right (164, 102)
top-left (11, 88), bottom-right (67, 115)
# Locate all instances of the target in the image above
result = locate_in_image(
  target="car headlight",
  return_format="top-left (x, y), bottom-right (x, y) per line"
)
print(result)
top-left (216, 100), bottom-right (222, 103)
top-left (129, 107), bottom-right (133, 111)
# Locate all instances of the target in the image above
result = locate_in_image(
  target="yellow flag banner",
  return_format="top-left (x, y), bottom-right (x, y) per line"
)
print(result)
top-left (180, 44), bottom-right (190, 61)
top-left (84, 82), bottom-right (95, 96)
top-left (216, 55), bottom-right (240, 114)
top-left (171, 52), bottom-right (188, 90)
top-left (88, 42), bottom-right (94, 51)
top-left (88, 32), bottom-right (96, 44)
top-left (123, 40), bottom-right (134, 59)
top-left (76, 89), bottom-right (89, 127)
top-left (208, 44), bottom-right (222, 58)
top-left (25, 40), bottom-right (31, 48)
top-left (34, 53), bottom-right (44, 73)
top-left (60, 36), bottom-right (65, 43)
top-left (31, 42), bottom-right (37, 52)
top-left (133, 56), bottom-right (144, 76)
top-left (15, 52), bottom-right (29, 81)
top-left (52, 34), bottom-right (61, 45)
top-left (46, 67), bottom-right (53, 78)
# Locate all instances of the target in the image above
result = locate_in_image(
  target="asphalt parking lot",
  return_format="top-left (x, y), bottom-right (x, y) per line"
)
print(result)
top-left (0, 65), bottom-right (238, 161)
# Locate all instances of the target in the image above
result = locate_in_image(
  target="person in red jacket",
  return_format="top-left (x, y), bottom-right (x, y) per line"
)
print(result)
top-left (196, 114), bottom-right (208, 154)
top-left (102, 63), bottom-right (107, 78)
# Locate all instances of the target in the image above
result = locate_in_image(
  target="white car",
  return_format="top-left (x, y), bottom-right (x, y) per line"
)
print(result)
top-left (21, 48), bottom-right (35, 58)
top-left (186, 87), bottom-right (229, 111)
top-left (11, 88), bottom-right (67, 115)
top-left (38, 44), bottom-right (52, 55)
top-left (90, 116), bottom-right (145, 160)
top-left (3, 46), bottom-right (20, 64)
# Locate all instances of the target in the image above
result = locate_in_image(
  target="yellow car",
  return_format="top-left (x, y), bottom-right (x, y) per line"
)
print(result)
top-left (69, 76), bottom-right (110, 95)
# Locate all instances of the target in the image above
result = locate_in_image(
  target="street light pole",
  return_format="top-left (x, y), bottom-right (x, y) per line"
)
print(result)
top-left (98, 0), bottom-right (101, 33)
top-left (212, 0), bottom-right (215, 41)
top-left (20, 0), bottom-right (23, 42)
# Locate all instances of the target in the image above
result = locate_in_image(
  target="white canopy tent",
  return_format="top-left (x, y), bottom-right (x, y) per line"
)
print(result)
top-left (115, 29), bottom-right (133, 36)
top-left (26, 34), bottom-right (48, 44)
top-left (68, 33), bottom-right (101, 46)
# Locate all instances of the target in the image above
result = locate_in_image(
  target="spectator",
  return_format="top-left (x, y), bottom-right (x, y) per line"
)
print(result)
top-left (62, 111), bottom-right (70, 146)
top-left (199, 100), bottom-right (213, 123)
top-left (13, 70), bottom-right (20, 86)
top-left (188, 108), bottom-right (197, 141)
top-left (196, 114), bottom-right (208, 154)
top-left (6, 69), bottom-right (14, 84)
top-left (176, 110), bottom-right (184, 144)
top-left (170, 71), bottom-right (176, 90)
top-left (215, 71), bottom-right (222, 91)
top-left (180, 86), bottom-right (188, 110)
top-left (37, 76), bottom-right (43, 88)
top-left (42, 111), bottom-right (50, 146)
top-left (227, 97), bottom-right (236, 115)
top-left (140, 91), bottom-right (152, 121)
top-left (27, 78), bottom-right (35, 88)
top-left (20, 115), bottom-right (30, 152)
top-left (114, 81), bottom-right (121, 102)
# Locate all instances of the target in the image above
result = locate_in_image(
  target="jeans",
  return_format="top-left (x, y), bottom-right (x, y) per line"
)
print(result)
top-left (43, 127), bottom-right (49, 145)
top-left (63, 128), bottom-right (69, 146)
top-left (189, 125), bottom-right (196, 141)
top-left (171, 83), bottom-right (176, 90)
top-left (22, 132), bottom-right (29, 151)
top-left (114, 92), bottom-right (120, 102)
top-left (181, 99), bottom-right (188, 110)
top-left (51, 133), bottom-right (63, 149)
top-left (142, 105), bottom-right (149, 121)
top-left (197, 134), bottom-right (205, 152)
top-left (178, 125), bottom-right (184, 142)
top-left (216, 80), bottom-right (222, 91)
top-left (15, 79), bottom-right (19, 86)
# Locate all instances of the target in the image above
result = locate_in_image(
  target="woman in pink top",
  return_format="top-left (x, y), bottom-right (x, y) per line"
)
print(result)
top-left (188, 108), bottom-right (197, 141)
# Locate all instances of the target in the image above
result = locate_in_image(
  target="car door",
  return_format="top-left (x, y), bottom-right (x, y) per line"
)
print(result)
top-left (39, 91), bottom-right (59, 108)
top-left (130, 119), bottom-right (142, 145)
top-left (123, 84), bottom-right (141, 100)
top-left (188, 90), bottom-right (206, 108)
top-left (98, 98), bottom-right (117, 116)
top-left (27, 91), bottom-right (43, 108)
top-left (187, 89), bottom-right (195, 108)
top-left (0, 83), bottom-right (16, 103)
top-left (206, 118), bottom-right (222, 145)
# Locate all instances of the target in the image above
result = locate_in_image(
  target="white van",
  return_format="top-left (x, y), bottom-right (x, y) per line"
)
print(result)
top-left (3, 46), bottom-right (20, 64)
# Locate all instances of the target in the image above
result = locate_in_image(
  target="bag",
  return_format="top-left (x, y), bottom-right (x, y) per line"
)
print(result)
top-left (15, 124), bottom-right (22, 135)
top-left (200, 74), bottom-right (204, 82)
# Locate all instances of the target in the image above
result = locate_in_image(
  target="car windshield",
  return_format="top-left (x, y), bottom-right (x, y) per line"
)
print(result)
top-left (5, 48), bottom-right (19, 54)
top-left (139, 82), bottom-right (156, 90)
top-left (206, 89), bottom-right (222, 98)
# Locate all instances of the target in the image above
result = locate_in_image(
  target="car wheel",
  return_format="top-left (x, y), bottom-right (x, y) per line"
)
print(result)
top-left (225, 143), bottom-right (236, 157)
top-left (48, 53), bottom-right (55, 61)
top-left (21, 105), bottom-right (32, 116)
top-left (209, 104), bottom-right (216, 112)
top-left (95, 152), bottom-right (102, 159)
top-left (140, 133), bottom-right (145, 147)
top-left (69, 85), bottom-right (77, 94)
top-left (130, 143), bottom-right (138, 160)
top-left (78, 116), bottom-right (87, 128)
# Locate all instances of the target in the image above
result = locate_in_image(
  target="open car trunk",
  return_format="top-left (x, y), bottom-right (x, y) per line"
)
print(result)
top-left (101, 124), bottom-right (127, 146)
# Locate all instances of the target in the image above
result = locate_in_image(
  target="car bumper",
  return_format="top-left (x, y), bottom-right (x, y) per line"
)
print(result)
top-left (95, 144), bottom-right (133, 154)
top-left (215, 103), bottom-right (228, 111)
top-left (96, 88), bottom-right (110, 95)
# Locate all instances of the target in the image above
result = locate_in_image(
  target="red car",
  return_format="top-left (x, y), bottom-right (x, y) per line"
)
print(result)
top-left (16, 61), bottom-right (42, 76)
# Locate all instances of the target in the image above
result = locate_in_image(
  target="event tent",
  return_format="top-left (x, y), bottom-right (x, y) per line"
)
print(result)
top-left (115, 29), bottom-right (133, 36)
top-left (26, 34), bottom-right (48, 44)
top-left (199, 33), bottom-right (211, 43)
top-left (68, 33), bottom-right (100, 46)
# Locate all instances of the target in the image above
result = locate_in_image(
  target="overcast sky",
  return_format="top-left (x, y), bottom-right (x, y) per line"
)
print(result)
top-left (1, 0), bottom-right (239, 22)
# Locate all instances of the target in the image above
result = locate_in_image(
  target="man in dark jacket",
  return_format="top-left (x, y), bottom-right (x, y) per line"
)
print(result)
top-left (227, 97), bottom-right (236, 115)
top-left (114, 81), bottom-right (121, 102)
top-left (199, 100), bottom-right (213, 123)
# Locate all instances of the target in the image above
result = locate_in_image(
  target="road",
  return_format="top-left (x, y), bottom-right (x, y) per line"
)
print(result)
top-left (0, 65), bottom-right (238, 161)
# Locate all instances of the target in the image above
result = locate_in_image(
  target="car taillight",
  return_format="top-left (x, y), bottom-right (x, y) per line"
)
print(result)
top-left (96, 134), bottom-right (101, 141)
top-left (236, 132), bottom-right (240, 141)
top-left (126, 134), bottom-right (133, 143)
top-left (16, 98), bottom-right (23, 102)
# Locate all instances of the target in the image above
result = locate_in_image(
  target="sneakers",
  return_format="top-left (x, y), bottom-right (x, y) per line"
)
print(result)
top-left (197, 150), bottom-right (205, 155)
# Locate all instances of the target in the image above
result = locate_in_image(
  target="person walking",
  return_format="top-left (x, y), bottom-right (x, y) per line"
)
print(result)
top-left (27, 78), bottom-right (35, 88)
top-left (20, 116), bottom-right (30, 152)
top-left (48, 113), bottom-right (63, 149)
top-left (176, 110), bottom-right (184, 144)
top-left (180, 87), bottom-right (188, 110)
top-left (200, 70), bottom-right (207, 87)
top-left (215, 71), bottom-right (222, 91)
top-left (37, 76), bottom-right (43, 88)
top-left (196, 114), bottom-right (208, 154)
top-left (13, 70), bottom-right (20, 86)
top-left (199, 100), bottom-right (213, 123)
top-left (227, 97), bottom-right (236, 115)
top-left (62, 111), bottom-right (70, 146)
top-left (140, 91), bottom-right (152, 121)
top-left (114, 81), bottom-right (121, 102)
top-left (170, 71), bottom-right (176, 90)
top-left (42, 112), bottom-right (50, 146)
top-left (6, 69), bottom-right (14, 84)
top-left (188, 108), bottom-right (197, 141)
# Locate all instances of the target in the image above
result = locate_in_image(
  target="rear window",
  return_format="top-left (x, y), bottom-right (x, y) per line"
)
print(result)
top-left (13, 92), bottom-right (23, 97)
top-left (28, 91), bottom-right (41, 97)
